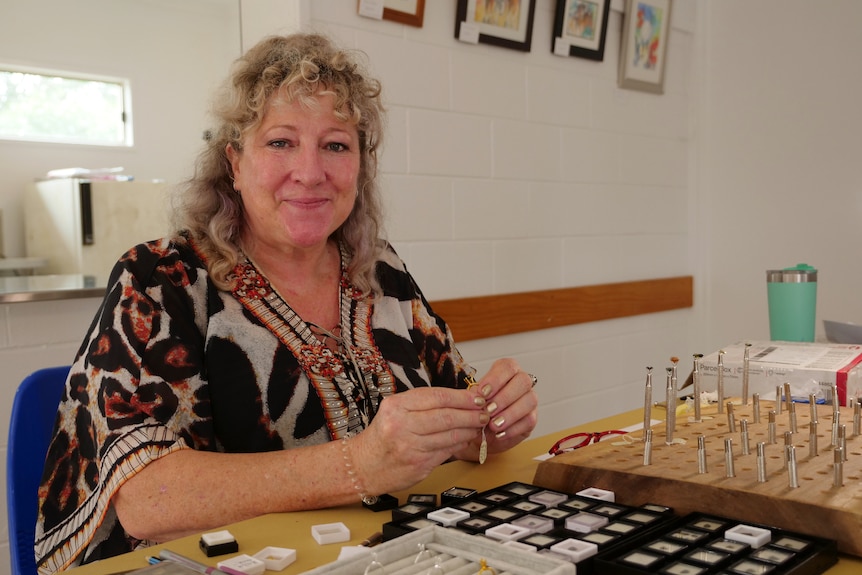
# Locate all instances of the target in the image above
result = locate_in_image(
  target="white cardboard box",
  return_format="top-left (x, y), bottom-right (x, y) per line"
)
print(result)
top-left (699, 341), bottom-right (862, 407)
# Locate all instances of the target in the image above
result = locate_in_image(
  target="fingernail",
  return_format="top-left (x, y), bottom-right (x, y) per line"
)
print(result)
top-left (479, 413), bottom-right (490, 425)
top-left (481, 384), bottom-right (493, 397)
top-left (493, 416), bottom-right (506, 429)
top-left (473, 396), bottom-right (486, 407)
top-left (485, 401), bottom-right (498, 414)
top-left (495, 430), bottom-right (507, 439)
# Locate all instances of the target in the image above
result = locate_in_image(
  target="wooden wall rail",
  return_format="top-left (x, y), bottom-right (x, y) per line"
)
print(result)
top-left (429, 276), bottom-right (693, 342)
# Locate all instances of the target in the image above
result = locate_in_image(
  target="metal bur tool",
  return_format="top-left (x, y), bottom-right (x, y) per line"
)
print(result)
top-left (692, 354), bottom-right (703, 422)
top-left (757, 442), bottom-right (767, 483)
top-left (717, 351), bottom-right (726, 414)
top-left (788, 445), bottom-right (799, 488)
top-left (834, 447), bottom-right (844, 487)
top-left (753, 393), bottom-right (761, 424)
top-left (643, 429), bottom-right (653, 466)
top-left (724, 438), bottom-right (735, 478)
top-left (665, 367), bottom-right (675, 445)
top-left (742, 343), bottom-right (751, 405)
top-left (643, 367), bottom-right (653, 435)
top-left (697, 435), bottom-right (708, 474)
top-left (809, 420), bottom-right (818, 458)
top-left (727, 401), bottom-right (736, 432)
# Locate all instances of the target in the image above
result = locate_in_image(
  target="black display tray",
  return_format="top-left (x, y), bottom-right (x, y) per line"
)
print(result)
top-left (382, 481), bottom-right (677, 574)
top-left (592, 512), bottom-right (838, 575)
top-left (380, 483), bottom-right (838, 575)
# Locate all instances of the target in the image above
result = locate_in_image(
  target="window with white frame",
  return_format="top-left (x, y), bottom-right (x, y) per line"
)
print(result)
top-left (0, 65), bottom-right (131, 146)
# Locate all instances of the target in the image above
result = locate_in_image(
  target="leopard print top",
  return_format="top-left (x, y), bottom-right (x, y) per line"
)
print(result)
top-left (34, 237), bottom-right (471, 573)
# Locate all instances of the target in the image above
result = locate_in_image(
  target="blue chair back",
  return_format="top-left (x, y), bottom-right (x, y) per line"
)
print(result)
top-left (6, 366), bottom-right (70, 575)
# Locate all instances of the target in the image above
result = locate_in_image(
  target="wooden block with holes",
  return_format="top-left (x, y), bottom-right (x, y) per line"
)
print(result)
top-left (533, 399), bottom-right (862, 556)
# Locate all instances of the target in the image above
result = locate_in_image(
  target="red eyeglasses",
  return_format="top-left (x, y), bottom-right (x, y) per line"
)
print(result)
top-left (548, 430), bottom-right (629, 456)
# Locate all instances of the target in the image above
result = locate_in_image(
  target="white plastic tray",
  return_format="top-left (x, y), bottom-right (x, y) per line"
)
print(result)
top-left (299, 525), bottom-right (577, 575)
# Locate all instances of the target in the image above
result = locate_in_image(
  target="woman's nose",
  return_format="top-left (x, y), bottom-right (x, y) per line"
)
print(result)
top-left (292, 145), bottom-right (326, 186)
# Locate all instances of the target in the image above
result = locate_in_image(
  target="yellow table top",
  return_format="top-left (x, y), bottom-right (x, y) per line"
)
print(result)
top-left (68, 408), bottom-right (861, 575)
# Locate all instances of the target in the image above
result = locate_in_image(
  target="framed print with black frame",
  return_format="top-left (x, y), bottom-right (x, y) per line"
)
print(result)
top-left (618, 0), bottom-right (672, 94)
top-left (552, 0), bottom-right (612, 61)
top-left (455, 0), bottom-right (538, 52)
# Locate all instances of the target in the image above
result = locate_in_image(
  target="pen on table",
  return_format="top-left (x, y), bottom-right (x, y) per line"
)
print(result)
top-left (159, 549), bottom-right (229, 575)
top-left (361, 531), bottom-right (383, 547)
top-left (146, 556), bottom-right (162, 565)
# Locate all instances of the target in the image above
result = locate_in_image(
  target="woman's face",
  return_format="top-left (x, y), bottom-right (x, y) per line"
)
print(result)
top-left (227, 91), bottom-right (361, 254)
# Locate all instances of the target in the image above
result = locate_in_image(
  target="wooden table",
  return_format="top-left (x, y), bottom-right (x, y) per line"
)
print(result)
top-left (67, 409), bottom-right (862, 575)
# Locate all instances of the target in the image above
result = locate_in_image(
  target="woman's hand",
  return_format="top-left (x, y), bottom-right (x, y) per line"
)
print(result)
top-left (454, 358), bottom-right (539, 461)
top-left (350, 385), bottom-right (489, 496)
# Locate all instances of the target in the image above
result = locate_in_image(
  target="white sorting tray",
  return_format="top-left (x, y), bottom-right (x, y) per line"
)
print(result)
top-left (299, 525), bottom-right (577, 575)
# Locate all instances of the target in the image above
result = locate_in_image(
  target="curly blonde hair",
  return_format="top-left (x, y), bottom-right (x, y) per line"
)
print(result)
top-left (173, 33), bottom-right (386, 294)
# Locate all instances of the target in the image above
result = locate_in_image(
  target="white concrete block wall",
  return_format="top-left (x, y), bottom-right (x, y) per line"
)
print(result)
top-left (303, 0), bottom-right (698, 442)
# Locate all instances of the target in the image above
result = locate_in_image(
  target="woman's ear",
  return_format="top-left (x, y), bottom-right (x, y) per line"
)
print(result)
top-left (226, 142), bottom-right (241, 184)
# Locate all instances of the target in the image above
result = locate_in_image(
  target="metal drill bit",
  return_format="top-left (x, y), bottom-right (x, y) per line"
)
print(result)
top-left (768, 410), bottom-right (777, 444)
top-left (809, 394), bottom-right (818, 425)
top-left (832, 382), bottom-right (840, 414)
top-left (727, 401), bottom-right (736, 432)
top-left (809, 420), bottom-right (818, 458)
top-left (741, 419), bottom-right (750, 455)
top-left (643, 429), bottom-right (653, 466)
top-left (839, 424), bottom-right (847, 462)
top-left (784, 382), bottom-right (792, 413)
top-left (717, 351), bottom-right (726, 414)
top-left (697, 435), bottom-right (708, 474)
top-left (783, 431), bottom-right (793, 469)
top-left (775, 385), bottom-right (783, 415)
top-left (692, 354), bottom-right (703, 422)
top-left (724, 438), bottom-right (735, 478)
top-left (854, 399), bottom-right (861, 437)
top-left (670, 358), bottom-right (679, 423)
top-left (753, 393), bottom-right (761, 424)
top-left (834, 447), bottom-right (844, 487)
top-left (643, 367), bottom-right (653, 435)
top-left (670, 356), bottom-right (679, 391)
top-left (665, 367), bottom-right (675, 445)
top-left (788, 445), bottom-right (799, 488)
top-left (756, 442), bottom-right (767, 483)
top-left (832, 411), bottom-right (841, 447)
top-left (789, 400), bottom-right (797, 434)
top-left (742, 343), bottom-right (751, 405)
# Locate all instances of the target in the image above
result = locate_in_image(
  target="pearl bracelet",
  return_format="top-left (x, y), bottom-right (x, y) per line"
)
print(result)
top-left (341, 437), bottom-right (378, 506)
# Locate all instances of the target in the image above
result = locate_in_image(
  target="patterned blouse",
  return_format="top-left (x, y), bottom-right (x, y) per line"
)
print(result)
top-left (34, 237), bottom-right (472, 574)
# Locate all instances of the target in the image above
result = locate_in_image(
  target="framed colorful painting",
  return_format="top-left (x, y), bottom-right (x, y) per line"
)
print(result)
top-left (455, 0), bottom-right (538, 52)
top-left (552, 0), bottom-right (612, 61)
top-left (618, 0), bottom-right (672, 94)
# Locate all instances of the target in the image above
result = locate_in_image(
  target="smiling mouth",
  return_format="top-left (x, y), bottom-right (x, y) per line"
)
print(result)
top-left (286, 197), bottom-right (329, 208)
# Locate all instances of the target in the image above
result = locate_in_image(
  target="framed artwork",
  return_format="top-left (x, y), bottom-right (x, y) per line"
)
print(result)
top-left (618, 0), bottom-right (672, 94)
top-left (357, 0), bottom-right (426, 28)
top-left (455, 0), bottom-right (538, 52)
top-left (552, 0), bottom-right (612, 61)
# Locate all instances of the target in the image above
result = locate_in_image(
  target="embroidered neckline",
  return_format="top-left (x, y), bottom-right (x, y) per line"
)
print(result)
top-left (228, 243), bottom-right (395, 439)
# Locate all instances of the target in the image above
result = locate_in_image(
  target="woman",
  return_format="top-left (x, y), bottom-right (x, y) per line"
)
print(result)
top-left (34, 33), bottom-right (538, 573)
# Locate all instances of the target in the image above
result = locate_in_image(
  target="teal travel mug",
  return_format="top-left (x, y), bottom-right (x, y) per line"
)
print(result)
top-left (766, 264), bottom-right (817, 342)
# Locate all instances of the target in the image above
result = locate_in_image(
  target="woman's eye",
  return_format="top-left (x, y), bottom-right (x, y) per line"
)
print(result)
top-left (326, 142), bottom-right (349, 152)
top-left (268, 139), bottom-right (290, 149)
